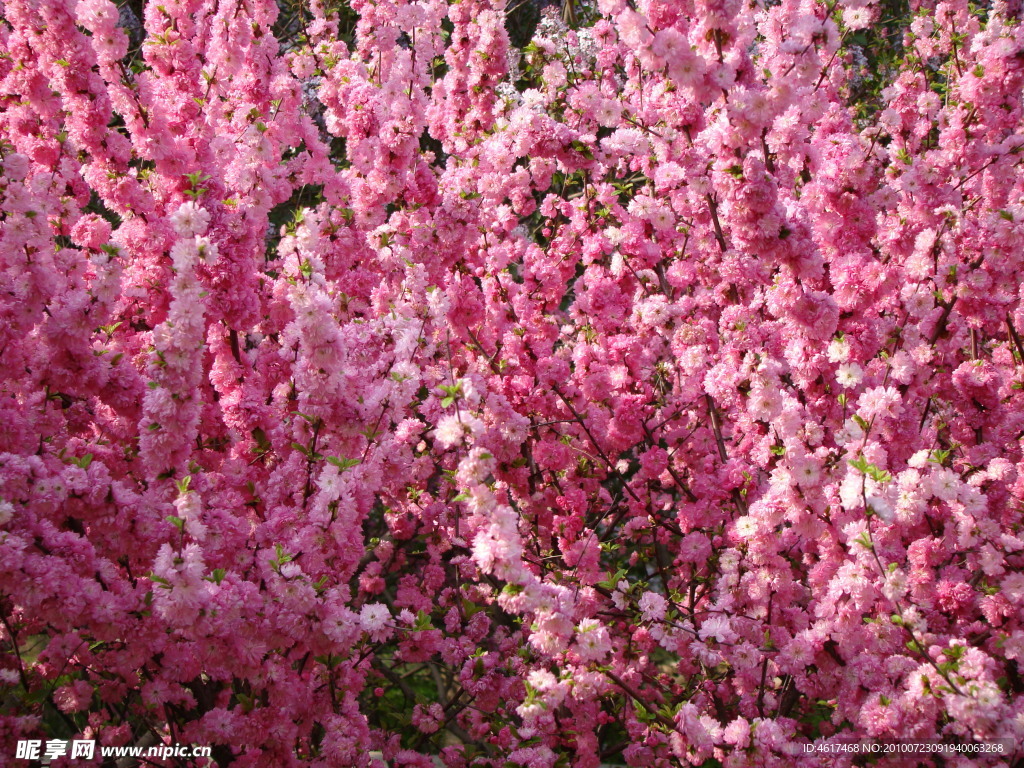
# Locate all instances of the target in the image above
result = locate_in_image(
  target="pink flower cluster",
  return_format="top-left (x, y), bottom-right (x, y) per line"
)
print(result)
top-left (2, 0), bottom-right (1024, 765)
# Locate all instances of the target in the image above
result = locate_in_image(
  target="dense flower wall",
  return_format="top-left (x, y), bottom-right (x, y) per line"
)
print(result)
top-left (1, 0), bottom-right (1024, 765)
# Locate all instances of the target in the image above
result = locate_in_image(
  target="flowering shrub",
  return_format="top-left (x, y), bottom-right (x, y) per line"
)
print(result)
top-left (2, 0), bottom-right (1024, 765)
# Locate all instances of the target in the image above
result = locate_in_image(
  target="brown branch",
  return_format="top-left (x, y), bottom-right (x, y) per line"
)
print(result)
top-left (1007, 315), bottom-right (1024, 364)
top-left (705, 194), bottom-right (727, 253)
top-left (928, 297), bottom-right (958, 345)
top-left (705, 395), bottom-right (748, 514)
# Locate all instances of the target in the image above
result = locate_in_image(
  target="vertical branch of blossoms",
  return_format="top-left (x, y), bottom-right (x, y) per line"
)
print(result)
top-left (139, 203), bottom-right (216, 476)
top-left (427, 0), bottom-right (508, 154)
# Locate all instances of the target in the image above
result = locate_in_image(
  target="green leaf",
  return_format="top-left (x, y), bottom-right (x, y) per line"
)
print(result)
top-left (325, 456), bottom-right (360, 471)
top-left (70, 453), bottom-right (93, 469)
top-left (854, 531), bottom-right (874, 550)
top-left (848, 456), bottom-right (891, 483)
top-left (598, 568), bottom-right (628, 590)
top-left (270, 544), bottom-right (294, 572)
